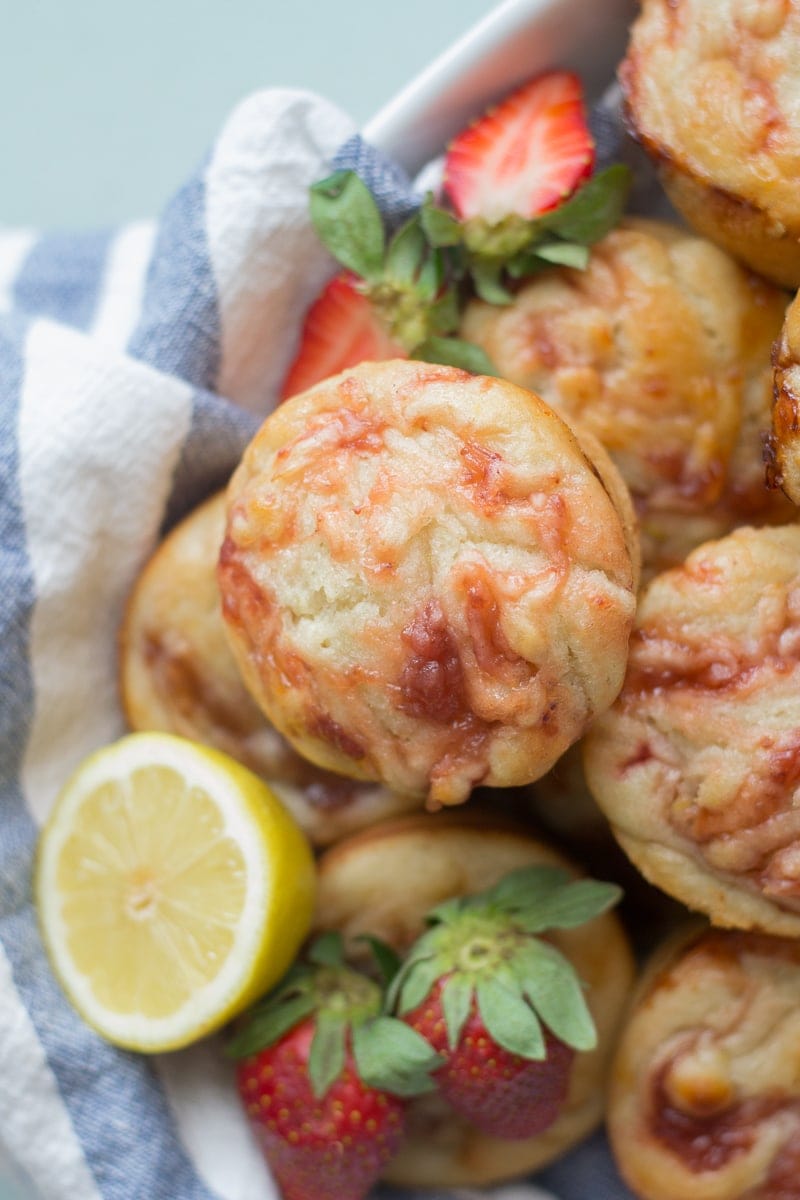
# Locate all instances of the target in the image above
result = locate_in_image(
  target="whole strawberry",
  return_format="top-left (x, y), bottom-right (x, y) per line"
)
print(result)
top-left (389, 865), bottom-right (621, 1139)
top-left (229, 933), bottom-right (440, 1200)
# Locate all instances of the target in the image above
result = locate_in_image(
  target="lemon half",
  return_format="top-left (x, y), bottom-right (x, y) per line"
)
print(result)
top-left (36, 732), bottom-right (316, 1052)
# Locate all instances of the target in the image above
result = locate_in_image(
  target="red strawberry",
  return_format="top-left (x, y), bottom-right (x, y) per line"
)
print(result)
top-left (405, 976), bottom-right (574, 1138)
top-left (280, 272), bottom-right (404, 401)
top-left (281, 167), bottom-right (494, 398)
top-left (443, 71), bottom-right (595, 226)
top-left (237, 1019), bottom-right (405, 1200)
top-left (389, 865), bottom-right (620, 1140)
top-left (229, 933), bottom-right (440, 1200)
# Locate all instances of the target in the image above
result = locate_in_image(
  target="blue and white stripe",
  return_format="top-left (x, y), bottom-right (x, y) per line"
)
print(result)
top-left (0, 86), bottom-right (362, 1200)
top-left (0, 82), bottom-right (628, 1200)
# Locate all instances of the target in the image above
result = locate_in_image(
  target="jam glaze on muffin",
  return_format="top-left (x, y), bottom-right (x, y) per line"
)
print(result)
top-left (218, 359), bottom-right (639, 807)
top-left (768, 288), bottom-right (800, 505)
top-left (621, 0), bottom-right (800, 288)
top-left (460, 218), bottom-right (792, 582)
top-left (584, 524), bottom-right (800, 938)
top-left (609, 926), bottom-right (800, 1200)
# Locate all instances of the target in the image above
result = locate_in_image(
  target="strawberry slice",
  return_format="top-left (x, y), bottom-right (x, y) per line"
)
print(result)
top-left (443, 71), bottom-right (595, 225)
top-left (281, 271), bottom-right (405, 400)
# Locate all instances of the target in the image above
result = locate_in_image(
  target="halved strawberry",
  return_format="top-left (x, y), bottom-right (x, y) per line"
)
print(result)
top-left (280, 271), bottom-right (404, 401)
top-left (281, 169), bottom-right (497, 398)
top-left (443, 71), bottom-right (595, 225)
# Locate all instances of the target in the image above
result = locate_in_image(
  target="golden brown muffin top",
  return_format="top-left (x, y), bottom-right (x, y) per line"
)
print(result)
top-left (584, 524), bottom-right (800, 936)
top-left (219, 359), bottom-right (637, 806)
top-left (622, 0), bottom-right (800, 233)
top-left (769, 288), bottom-right (800, 504)
top-left (460, 218), bottom-right (792, 581)
top-left (609, 927), bottom-right (800, 1200)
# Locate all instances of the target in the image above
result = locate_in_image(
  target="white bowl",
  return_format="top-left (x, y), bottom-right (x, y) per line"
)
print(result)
top-left (364, 0), bottom-right (637, 173)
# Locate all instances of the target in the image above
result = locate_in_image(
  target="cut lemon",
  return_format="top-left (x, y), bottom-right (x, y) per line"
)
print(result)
top-left (36, 731), bottom-right (316, 1052)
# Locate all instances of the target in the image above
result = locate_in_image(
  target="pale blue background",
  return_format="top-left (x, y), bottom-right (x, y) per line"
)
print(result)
top-left (1, 0), bottom-right (495, 230)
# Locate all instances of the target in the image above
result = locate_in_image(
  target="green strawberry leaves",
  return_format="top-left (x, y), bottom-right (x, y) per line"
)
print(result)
top-left (230, 861), bottom-right (620, 1114)
top-left (388, 864), bottom-right (622, 1063)
top-left (226, 982), bottom-right (317, 1060)
top-left (440, 164), bottom-right (632, 289)
top-left (476, 975), bottom-right (546, 1061)
top-left (393, 951), bottom-right (442, 1015)
top-left (356, 934), bottom-right (402, 988)
top-left (308, 1011), bottom-right (348, 1096)
top-left (441, 972), bottom-right (473, 1051)
top-left (475, 864), bottom-right (570, 911)
top-left (309, 171), bottom-right (467, 361)
top-left (384, 216), bottom-right (429, 287)
top-left (307, 162), bottom-right (631, 378)
top-left (310, 171), bottom-right (385, 283)
top-left (307, 158), bottom-right (633, 374)
top-left (515, 877), bottom-right (622, 932)
top-left (540, 164), bottom-right (632, 244)
top-left (532, 242), bottom-right (591, 269)
top-left (307, 930), bottom-right (346, 967)
top-left (352, 1016), bottom-right (443, 1097)
top-left (228, 932), bottom-right (441, 1101)
top-left (470, 259), bottom-right (515, 305)
top-left (420, 199), bottom-right (462, 248)
top-left (515, 939), bottom-right (597, 1052)
top-left (413, 336), bottom-right (499, 376)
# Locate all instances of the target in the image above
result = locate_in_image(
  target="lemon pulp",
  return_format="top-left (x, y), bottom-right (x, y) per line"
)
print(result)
top-left (37, 732), bottom-right (316, 1052)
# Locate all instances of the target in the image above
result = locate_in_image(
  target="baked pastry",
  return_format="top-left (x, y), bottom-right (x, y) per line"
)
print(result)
top-left (526, 743), bottom-right (690, 953)
top-left (583, 524), bottom-right (800, 937)
top-left (119, 490), bottom-right (422, 845)
top-left (609, 926), bottom-right (800, 1200)
top-left (218, 358), bottom-right (639, 807)
top-left (768, 287), bottom-right (800, 505)
top-left (621, 0), bottom-right (800, 288)
top-left (460, 218), bottom-right (792, 581)
top-left (313, 810), bottom-right (635, 1188)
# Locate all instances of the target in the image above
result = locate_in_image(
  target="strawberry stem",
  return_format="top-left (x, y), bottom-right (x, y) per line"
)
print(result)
top-left (390, 865), bottom-right (621, 1061)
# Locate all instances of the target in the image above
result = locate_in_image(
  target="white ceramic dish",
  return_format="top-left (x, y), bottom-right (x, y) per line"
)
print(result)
top-left (364, 0), bottom-right (637, 173)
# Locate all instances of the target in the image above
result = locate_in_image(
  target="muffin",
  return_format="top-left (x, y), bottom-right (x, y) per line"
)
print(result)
top-left (460, 218), bottom-right (792, 582)
top-left (119, 490), bottom-right (423, 846)
top-left (218, 359), bottom-right (639, 807)
top-left (768, 287), bottom-right (800, 505)
top-left (584, 524), bottom-right (800, 937)
top-left (314, 810), bottom-right (635, 1188)
top-left (621, 0), bottom-right (800, 288)
top-left (526, 743), bottom-right (691, 954)
top-left (609, 926), bottom-right (800, 1200)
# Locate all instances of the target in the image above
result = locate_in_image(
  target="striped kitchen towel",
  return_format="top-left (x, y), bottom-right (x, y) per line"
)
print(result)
top-left (0, 87), bottom-right (635, 1200)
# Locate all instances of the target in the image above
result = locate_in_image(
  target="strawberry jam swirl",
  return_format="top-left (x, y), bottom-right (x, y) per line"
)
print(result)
top-left (142, 629), bottom-right (256, 741)
top-left (396, 600), bottom-right (469, 724)
top-left (635, 932), bottom-right (800, 1193)
top-left (616, 583), bottom-right (800, 907)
